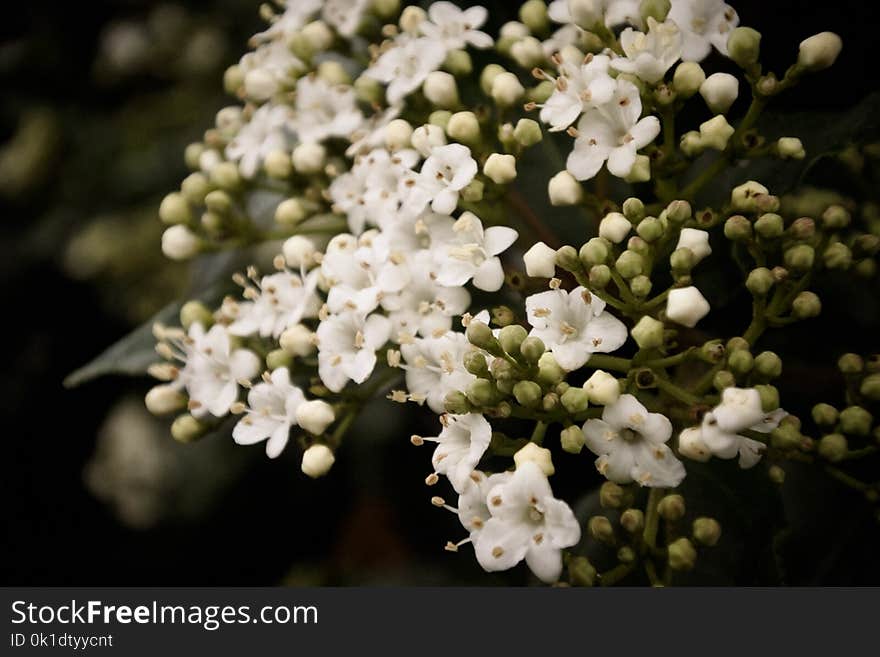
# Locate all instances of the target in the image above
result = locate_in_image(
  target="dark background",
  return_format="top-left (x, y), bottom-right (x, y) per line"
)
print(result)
top-left (2, 0), bottom-right (879, 585)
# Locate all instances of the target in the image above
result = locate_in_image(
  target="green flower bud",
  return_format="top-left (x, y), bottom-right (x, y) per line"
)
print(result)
top-left (818, 433), bottom-right (848, 462)
top-left (701, 339), bottom-right (726, 363)
top-left (589, 264), bottom-right (612, 288)
top-left (692, 517), bottom-right (722, 546)
top-left (768, 465), bottom-right (786, 484)
top-left (568, 556), bottom-right (597, 587)
top-left (839, 406), bottom-right (873, 436)
top-left (496, 379), bottom-right (515, 395)
top-left (637, 217), bottom-right (664, 242)
top-left (615, 250), bottom-right (644, 279)
top-left (640, 0), bottom-right (671, 22)
top-left (731, 180), bottom-right (769, 213)
top-left (630, 275), bottom-right (653, 298)
top-left (727, 27), bottom-right (762, 68)
top-left (812, 402), bottom-right (839, 427)
top-left (670, 248), bottom-right (695, 272)
top-left (598, 481), bottom-right (624, 508)
top-left (855, 258), bottom-right (877, 278)
top-left (519, 0), bottom-right (550, 33)
top-left (444, 390), bottom-right (473, 415)
top-left (854, 234), bottom-right (880, 257)
top-left (556, 244), bottom-right (582, 272)
top-left (560, 425), bottom-right (585, 453)
top-left (463, 350), bottom-right (490, 377)
top-left (668, 538), bottom-right (697, 571)
top-left (821, 204), bottom-right (851, 229)
top-left (171, 414), bottom-right (208, 443)
top-left (579, 237), bottom-right (610, 267)
top-left (466, 378), bottom-right (497, 407)
top-left (727, 337), bottom-right (749, 352)
top-left (529, 80), bottom-right (555, 104)
top-left (713, 369), bottom-right (736, 391)
top-left (754, 212), bottom-right (784, 239)
top-left (210, 161), bottom-right (242, 191)
top-left (860, 373), bottom-right (880, 400)
top-left (428, 110), bottom-right (452, 129)
top-left (623, 197), bottom-right (646, 222)
top-left (618, 546), bottom-right (637, 563)
top-left (513, 380), bottom-right (543, 408)
top-left (589, 515), bottom-right (615, 544)
top-left (673, 61), bottom-right (706, 98)
top-left (791, 290), bottom-right (821, 319)
top-left (466, 320), bottom-right (502, 355)
top-left (666, 199), bottom-right (693, 224)
top-left (159, 192), bottom-right (192, 225)
top-left (180, 301), bottom-right (213, 330)
top-left (627, 235), bottom-right (650, 257)
top-left (513, 118), bottom-right (543, 148)
top-left (724, 215), bottom-right (753, 241)
top-left (620, 508), bottom-right (645, 534)
top-left (542, 392), bottom-right (560, 412)
top-left (561, 386), bottom-right (590, 413)
top-left (460, 178), bottom-right (485, 203)
top-left (499, 324), bottom-right (528, 355)
top-left (771, 423), bottom-right (802, 450)
top-left (746, 267), bottom-right (775, 296)
top-left (354, 75), bottom-right (383, 104)
top-left (797, 32), bottom-right (843, 72)
top-left (490, 357), bottom-right (517, 382)
top-left (180, 172), bottom-right (210, 204)
top-left (658, 494), bottom-right (686, 521)
top-left (520, 336), bottom-right (546, 364)
top-left (754, 351), bottom-right (783, 378)
top-left (537, 352), bottom-right (565, 386)
top-left (443, 49), bottom-right (472, 76)
top-left (631, 316), bottom-right (665, 349)
top-left (446, 111), bottom-right (481, 145)
top-left (728, 349), bottom-right (754, 375)
top-left (491, 306), bottom-right (516, 327)
top-left (823, 242), bottom-right (852, 270)
top-left (755, 384), bottom-right (780, 413)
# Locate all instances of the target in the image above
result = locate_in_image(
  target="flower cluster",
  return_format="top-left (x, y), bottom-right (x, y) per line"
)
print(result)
top-left (125, 0), bottom-right (880, 585)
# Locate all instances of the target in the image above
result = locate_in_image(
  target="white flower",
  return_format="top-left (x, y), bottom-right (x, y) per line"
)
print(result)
top-left (666, 286), bottom-right (710, 327)
top-left (403, 143), bottom-right (478, 216)
top-left (452, 470), bottom-right (512, 540)
top-left (683, 387), bottom-right (787, 468)
top-left (423, 413), bottom-right (492, 492)
top-left (523, 241), bottom-right (558, 278)
top-left (473, 462), bottom-right (581, 583)
top-left (251, 0), bottom-right (322, 43)
top-left (668, 0), bottom-right (739, 62)
top-left (539, 54), bottom-right (616, 132)
top-left (346, 105), bottom-right (403, 158)
top-left (292, 75), bottom-right (363, 143)
top-left (232, 367), bottom-right (305, 458)
top-left (239, 40), bottom-right (305, 101)
top-left (301, 444), bottom-right (336, 478)
top-left (566, 79), bottom-right (660, 181)
top-left (167, 323), bottom-right (261, 419)
top-left (584, 369), bottom-right (620, 405)
top-left (296, 399), bottom-right (336, 435)
top-left (582, 394), bottom-right (685, 487)
top-left (419, 2), bottom-right (494, 50)
top-left (525, 286), bottom-right (628, 371)
top-left (430, 212), bottom-right (518, 292)
top-left (611, 18), bottom-right (682, 84)
top-left (400, 331), bottom-right (479, 413)
top-left (676, 228), bottom-right (712, 264)
top-left (365, 35), bottom-right (446, 104)
top-left (316, 311), bottom-right (392, 392)
top-left (549, 0), bottom-right (642, 29)
top-left (228, 270), bottom-right (321, 339)
top-left (322, 0), bottom-right (370, 37)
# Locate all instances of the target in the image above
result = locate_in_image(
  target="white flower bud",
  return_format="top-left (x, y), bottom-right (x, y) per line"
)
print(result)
top-left (215, 106), bottom-right (243, 135)
top-left (673, 61), bottom-right (706, 98)
top-left (513, 442), bottom-right (555, 476)
top-left (777, 137), bottom-right (805, 160)
top-left (599, 212), bottom-right (632, 244)
top-left (699, 115), bottom-right (734, 150)
top-left (280, 323), bottom-right (316, 357)
top-left (275, 198), bottom-right (308, 225)
top-left (666, 286), bottom-right (711, 327)
top-left (499, 21), bottom-right (530, 39)
top-left (680, 130), bottom-right (705, 157)
top-left (159, 192), bottom-right (192, 225)
top-left (523, 241), bottom-right (557, 278)
top-left (676, 228), bottom-right (712, 264)
top-left (446, 111), bottom-right (481, 144)
top-left (510, 36), bottom-right (545, 68)
top-left (264, 150), bottom-right (292, 178)
top-left (568, 0), bottom-right (604, 28)
top-left (731, 180), bottom-right (769, 212)
top-left (301, 444), bottom-right (336, 478)
top-left (316, 60), bottom-right (349, 85)
top-left (798, 32), bottom-right (842, 71)
top-left (699, 73), bottom-right (739, 114)
top-left (483, 153), bottom-right (517, 184)
top-left (583, 370), bottom-right (620, 406)
top-left (491, 72), bottom-right (525, 106)
top-left (385, 118), bottom-right (414, 151)
top-left (145, 384), bottom-right (186, 415)
top-left (678, 427), bottom-right (711, 462)
top-left (161, 225), bottom-right (200, 260)
top-left (411, 124), bottom-right (447, 157)
top-left (199, 148), bottom-right (222, 174)
top-left (296, 400), bottom-right (336, 435)
top-left (292, 142), bottom-right (326, 174)
top-left (244, 68), bottom-right (277, 101)
top-left (548, 170), bottom-right (583, 206)
top-left (282, 235), bottom-right (317, 268)
top-left (423, 71), bottom-right (460, 109)
top-left (301, 20), bottom-right (334, 52)
top-left (399, 6), bottom-right (427, 33)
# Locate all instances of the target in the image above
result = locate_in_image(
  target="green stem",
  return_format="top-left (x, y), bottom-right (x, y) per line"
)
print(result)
top-left (586, 354), bottom-right (632, 372)
top-left (653, 376), bottom-right (703, 406)
top-left (530, 421), bottom-right (548, 445)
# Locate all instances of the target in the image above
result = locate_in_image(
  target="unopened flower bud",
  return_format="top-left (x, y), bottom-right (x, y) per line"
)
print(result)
top-left (615, 250), bottom-right (643, 279)
top-left (700, 115), bottom-right (734, 150)
top-left (484, 153), bottom-right (517, 184)
top-left (280, 324), bottom-right (315, 357)
top-left (624, 154), bottom-right (651, 183)
top-left (423, 71), bottom-right (459, 109)
top-left (521, 241), bottom-right (555, 278)
top-left (637, 217), bottom-right (664, 243)
top-left (755, 384), bottom-right (780, 413)
top-left (789, 217), bottom-right (815, 241)
top-left (731, 180), bottom-right (769, 213)
top-left (821, 204), bottom-right (851, 229)
top-left (818, 433), bottom-right (848, 462)
top-left (640, 0), bottom-right (671, 23)
top-left (621, 197), bottom-right (645, 222)
top-left (171, 414), bottom-right (208, 443)
top-left (579, 237), bottom-right (610, 267)
top-left (491, 72), bottom-right (525, 106)
top-left (537, 352), bottom-right (565, 385)
top-left (466, 320), bottom-right (502, 355)
top-left (561, 386), bottom-right (590, 413)
top-left (620, 508), bottom-right (645, 534)
top-left (679, 427), bottom-right (711, 461)
top-left (354, 75), bottom-right (383, 104)
top-left (692, 517), bottom-right (721, 546)
top-left (668, 538), bottom-right (696, 571)
top-left (316, 60), bottom-right (349, 85)
top-left (301, 444), bottom-right (335, 478)
top-left (589, 264), bottom-right (612, 288)
top-left (444, 390), bottom-right (473, 415)
top-left (862, 374), bottom-right (880, 400)
top-left (700, 72), bottom-right (739, 114)
top-left (600, 481), bottom-right (625, 508)
top-left (411, 124), bottom-right (446, 157)
top-left (839, 406), bottom-right (873, 436)
top-left (446, 111), bottom-right (481, 144)
top-left (823, 242), bottom-right (852, 270)
top-left (727, 27), bottom-right (761, 68)
top-left (559, 425), bottom-right (585, 454)
top-left (728, 349), bottom-right (754, 375)
top-left (399, 5), bottom-right (426, 33)
top-left (479, 64), bottom-right (505, 95)
top-left (669, 247), bottom-right (694, 272)
top-left (666, 286), bottom-right (710, 328)
top-left (630, 275), bottom-right (652, 298)
top-left (511, 36), bottom-right (545, 68)
top-left (673, 61), bottom-right (706, 98)
top-left (467, 378), bottom-right (497, 407)
top-left (282, 235), bottom-right (317, 268)
top-left (162, 225), bottom-right (200, 260)
top-left (676, 228), bottom-right (711, 263)
top-left (518, 337), bottom-right (545, 365)
top-left (777, 137), bottom-right (805, 159)
top-left (768, 465), bottom-right (786, 484)
top-left (797, 32), bottom-right (842, 71)
top-left (812, 403), bottom-right (839, 427)
top-left (382, 119), bottom-right (413, 152)
top-left (584, 370), bottom-right (620, 406)
top-left (658, 494), bottom-right (686, 521)
top-left (713, 369), bottom-right (735, 391)
top-left (751, 351), bottom-right (782, 379)
top-left (296, 400), bottom-right (335, 436)
top-left (513, 380), bottom-right (543, 408)
top-left (290, 142), bottom-right (325, 175)
top-left (514, 442), bottom-right (555, 476)
top-left (724, 215), bottom-right (752, 241)
top-left (519, 0), bottom-right (549, 32)
top-left (791, 290), bottom-right (821, 319)
top-left (180, 300), bottom-right (213, 330)
top-left (547, 170), bottom-right (583, 205)
top-left (569, 556), bottom-right (597, 586)
top-left (589, 515), bottom-right (615, 544)
top-left (754, 212), bottom-right (784, 238)
top-left (555, 245), bottom-right (581, 272)
top-left (599, 212), bottom-right (631, 243)
top-left (145, 385), bottom-right (186, 415)
top-left (631, 315), bottom-right (665, 349)
top-left (159, 192), bottom-right (192, 225)
top-left (498, 325), bottom-right (527, 357)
